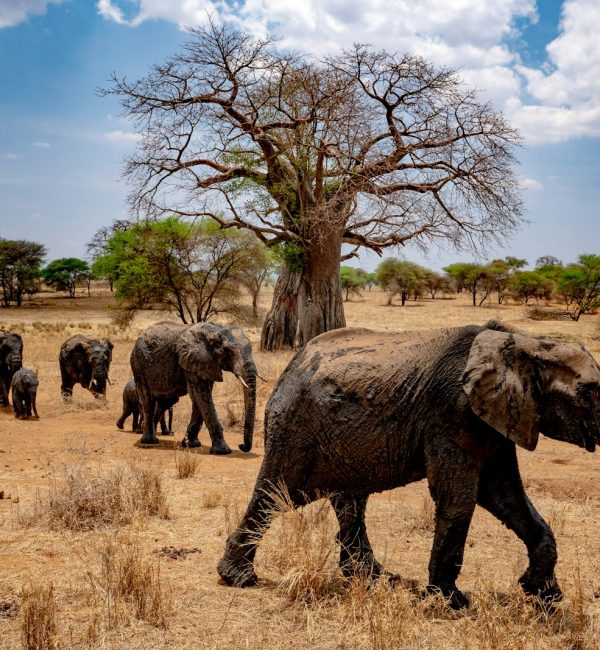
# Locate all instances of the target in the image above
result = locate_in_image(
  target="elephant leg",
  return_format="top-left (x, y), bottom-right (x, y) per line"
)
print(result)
top-left (218, 468), bottom-right (317, 587)
top-left (137, 384), bottom-right (159, 445)
top-left (132, 408), bottom-right (140, 432)
top-left (13, 393), bottom-right (24, 418)
top-left (24, 393), bottom-right (32, 417)
top-left (0, 377), bottom-right (9, 407)
top-left (167, 406), bottom-right (173, 434)
top-left (116, 401), bottom-right (133, 430)
top-left (187, 381), bottom-right (230, 455)
top-left (331, 493), bottom-right (389, 581)
top-left (426, 439), bottom-right (479, 609)
top-left (60, 367), bottom-right (74, 401)
top-left (477, 443), bottom-right (561, 605)
top-left (182, 402), bottom-right (203, 448)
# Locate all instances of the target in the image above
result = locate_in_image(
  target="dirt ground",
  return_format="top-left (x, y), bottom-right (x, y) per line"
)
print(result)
top-left (1, 288), bottom-right (600, 649)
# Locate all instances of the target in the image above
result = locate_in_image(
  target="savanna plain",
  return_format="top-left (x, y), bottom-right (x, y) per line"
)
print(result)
top-left (1, 287), bottom-right (600, 649)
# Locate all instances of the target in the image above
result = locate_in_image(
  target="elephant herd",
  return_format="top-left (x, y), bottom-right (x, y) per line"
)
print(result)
top-left (3, 320), bottom-right (600, 611)
top-left (1, 321), bottom-right (257, 453)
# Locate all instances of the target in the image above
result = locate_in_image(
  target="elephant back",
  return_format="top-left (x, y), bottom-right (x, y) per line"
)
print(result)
top-left (131, 322), bottom-right (188, 399)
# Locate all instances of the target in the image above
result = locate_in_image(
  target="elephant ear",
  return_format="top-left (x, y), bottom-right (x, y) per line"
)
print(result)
top-left (462, 329), bottom-right (540, 451)
top-left (102, 339), bottom-right (114, 365)
top-left (176, 325), bottom-right (224, 382)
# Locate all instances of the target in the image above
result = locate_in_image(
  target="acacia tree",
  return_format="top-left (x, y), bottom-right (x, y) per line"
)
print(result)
top-left (42, 258), bottom-right (89, 298)
top-left (87, 220), bottom-right (132, 290)
top-left (0, 239), bottom-right (46, 307)
top-left (556, 254), bottom-right (600, 321)
top-left (376, 258), bottom-right (426, 306)
top-left (96, 216), bottom-right (269, 323)
top-left (106, 22), bottom-right (522, 349)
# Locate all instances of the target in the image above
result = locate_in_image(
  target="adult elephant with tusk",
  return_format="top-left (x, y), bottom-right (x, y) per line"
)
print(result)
top-left (59, 335), bottom-right (113, 400)
top-left (130, 321), bottom-right (258, 453)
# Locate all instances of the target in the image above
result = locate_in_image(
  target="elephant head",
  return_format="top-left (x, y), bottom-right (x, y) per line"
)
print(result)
top-left (463, 329), bottom-right (600, 451)
top-left (176, 323), bottom-right (257, 452)
top-left (0, 330), bottom-right (23, 373)
top-left (88, 338), bottom-right (114, 397)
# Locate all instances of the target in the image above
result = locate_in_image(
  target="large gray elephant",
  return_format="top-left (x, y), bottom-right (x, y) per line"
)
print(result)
top-left (130, 321), bottom-right (257, 453)
top-left (59, 335), bottom-right (114, 400)
top-left (218, 320), bottom-right (600, 609)
top-left (0, 329), bottom-right (23, 408)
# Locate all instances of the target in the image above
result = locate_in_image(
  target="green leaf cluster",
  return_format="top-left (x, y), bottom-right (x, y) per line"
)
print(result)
top-left (0, 239), bottom-right (47, 306)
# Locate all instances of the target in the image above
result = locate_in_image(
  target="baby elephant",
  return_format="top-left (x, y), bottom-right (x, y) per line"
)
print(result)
top-left (11, 368), bottom-right (39, 419)
top-left (116, 379), bottom-right (173, 434)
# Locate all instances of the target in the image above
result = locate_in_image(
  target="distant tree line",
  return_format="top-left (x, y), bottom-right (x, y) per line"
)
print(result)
top-left (342, 253), bottom-right (600, 321)
top-left (2, 232), bottom-right (599, 323)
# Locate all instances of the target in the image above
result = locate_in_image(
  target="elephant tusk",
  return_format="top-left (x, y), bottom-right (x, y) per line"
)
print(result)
top-left (257, 373), bottom-right (268, 383)
top-left (236, 375), bottom-right (249, 389)
top-left (107, 376), bottom-right (112, 386)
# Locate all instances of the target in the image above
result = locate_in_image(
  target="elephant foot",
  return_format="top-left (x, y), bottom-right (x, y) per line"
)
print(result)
top-left (340, 556), bottom-right (394, 583)
top-left (426, 584), bottom-right (470, 610)
top-left (160, 430), bottom-right (172, 436)
top-left (181, 437), bottom-right (201, 449)
top-left (139, 435), bottom-right (160, 445)
top-left (209, 440), bottom-right (232, 455)
top-left (519, 573), bottom-right (563, 609)
top-left (217, 555), bottom-right (258, 588)
top-left (116, 419), bottom-right (124, 430)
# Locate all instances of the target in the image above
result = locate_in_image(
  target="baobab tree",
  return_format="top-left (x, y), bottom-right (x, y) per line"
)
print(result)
top-left (105, 21), bottom-right (523, 349)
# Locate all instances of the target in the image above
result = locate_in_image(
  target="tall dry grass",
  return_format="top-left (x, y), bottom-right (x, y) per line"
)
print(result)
top-left (20, 582), bottom-right (57, 650)
top-left (18, 463), bottom-right (170, 530)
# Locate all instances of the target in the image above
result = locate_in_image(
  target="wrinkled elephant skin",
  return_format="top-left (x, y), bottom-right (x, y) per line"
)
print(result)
top-left (130, 321), bottom-right (257, 454)
top-left (219, 321), bottom-right (600, 610)
top-left (59, 334), bottom-right (113, 400)
top-left (0, 329), bottom-right (23, 408)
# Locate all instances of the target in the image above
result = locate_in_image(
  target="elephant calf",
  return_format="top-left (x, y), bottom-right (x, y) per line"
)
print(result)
top-left (219, 321), bottom-right (600, 609)
top-left (116, 378), bottom-right (173, 434)
top-left (11, 368), bottom-right (39, 419)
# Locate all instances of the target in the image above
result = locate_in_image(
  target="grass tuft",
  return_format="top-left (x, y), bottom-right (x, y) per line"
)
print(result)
top-left (174, 448), bottom-right (200, 479)
top-left (19, 463), bottom-right (170, 530)
top-left (20, 581), bottom-right (57, 650)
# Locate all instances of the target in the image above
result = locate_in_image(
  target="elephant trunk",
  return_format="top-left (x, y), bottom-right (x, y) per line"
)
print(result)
top-left (7, 353), bottom-right (22, 373)
top-left (234, 356), bottom-right (257, 453)
top-left (91, 368), bottom-right (108, 397)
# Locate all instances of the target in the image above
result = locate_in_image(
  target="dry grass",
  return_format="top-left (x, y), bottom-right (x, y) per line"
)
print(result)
top-left (85, 534), bottom-right (172, 630)
top-left (257, 487), bottom-right (340, 603)
top-left (18, 463), bottom-right (170, 530)
top-left (174, 449), bottom-right (200, 479)
top-left (20, 582), bottom-right (57, 650)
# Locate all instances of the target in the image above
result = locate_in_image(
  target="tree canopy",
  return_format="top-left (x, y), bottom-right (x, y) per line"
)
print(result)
top-left (0, 239), bottom-right (46, 307)
top-left (42, 257), bottom-right (89, 298)
top-left (94, 216), bottom-right (271, 323)
top-left (105, 21), bottom-right (523, 349)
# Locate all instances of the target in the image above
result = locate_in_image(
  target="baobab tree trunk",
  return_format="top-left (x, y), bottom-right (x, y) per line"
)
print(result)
top-left (261, 242), bottom-right (346, 350)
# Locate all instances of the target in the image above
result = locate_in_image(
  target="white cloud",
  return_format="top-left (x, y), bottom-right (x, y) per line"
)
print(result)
top-left (1, 152), bottom-right (18, 160)
top-left (104, 130), bottom-right (141, 142)
top-left (95, 0), bottom-right (600, 146)
top-left (0, 0), bottom-right (64, 28)
top-left (512, 0), bottom-right (600, 143)
top-left (33, 141), bottom-right (51, 148)
top-left (519, 177), bottom-right (544, 191)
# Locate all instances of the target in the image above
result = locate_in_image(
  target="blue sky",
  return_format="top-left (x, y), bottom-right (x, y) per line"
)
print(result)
top-left (0, 0), bottom-right (598, 271)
